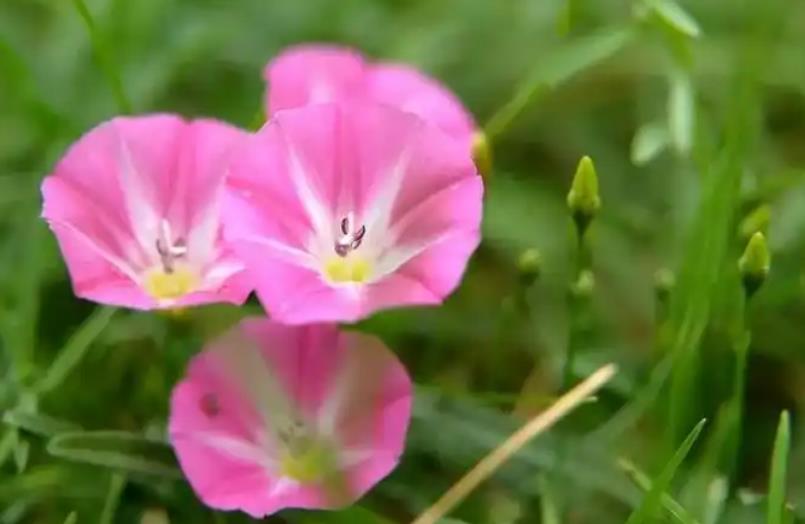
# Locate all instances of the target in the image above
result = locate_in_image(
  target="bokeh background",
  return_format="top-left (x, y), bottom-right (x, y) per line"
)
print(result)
top-left (2, 0), bottom-right (805, 522)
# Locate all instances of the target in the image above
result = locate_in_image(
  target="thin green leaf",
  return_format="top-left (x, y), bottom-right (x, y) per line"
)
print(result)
top-left (36, 307), bottom-right (116, 395)
top-left (668, 70), bottom-right (695, 155)
top-left (13, 439), bottom-right (29, 474)
top-left (631, 121), bottom-right (670, 165)
top-left (99, 473), bottom-right (126, 524)
top-left (625, 419), bottom-right (706, 524)
top-left (539, 475), bottom-right (560, 524)
top-left (767, 411), bottom-right (790, 524)
top-left (703, 477), bottom-right (728, 524)
top-left (0, 501), bottom-right (31, 524)
top-left (649, 0), bottom-right (702, 38)
top-left (411, 392), bottom-right (640, 507)
top-left (667, 69), bottom-right (754, 445)
top-left (618, 458), bottom-right (701, 524)
top-left (0, 429), bottom-right (18, 468)
top-left (294, 506), bottom-right (393, 524)
top-left (63, 512), bottom-right (77, 524)
top-left (47, 431), bottom-right (180, 478)
top-left (484, 26), bottom-right (634, 139)
top-left (3, 409), bottom-right (82, 437)
top-left (71, 0), bottom-right (133, 113)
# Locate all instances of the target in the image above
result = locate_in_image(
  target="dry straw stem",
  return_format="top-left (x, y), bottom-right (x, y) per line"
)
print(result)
top-left (411, 363), bottom-right (617, 524)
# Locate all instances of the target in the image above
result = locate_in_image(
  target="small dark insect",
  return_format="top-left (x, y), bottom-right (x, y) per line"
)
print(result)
top-left (200, 393), bottom-right (220, 417)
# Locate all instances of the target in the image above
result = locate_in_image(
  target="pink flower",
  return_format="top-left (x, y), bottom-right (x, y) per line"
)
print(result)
top-left (169, 319), bottom-right (412, 517)
top-left (41, 115), bottom-right (252, 309)
top-left (265, 44), bottom-right (476, 151)
top-left (224, 102), bottom-right (483, 324)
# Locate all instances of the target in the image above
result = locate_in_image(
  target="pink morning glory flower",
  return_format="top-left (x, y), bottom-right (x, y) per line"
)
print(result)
top-left (264, 44), bottom-right (477, 151)
top-left (41, 114), bottom-right (252, 309)
top-left (169, 319), bottom-right (412, 517)
top-left (224, 102), bottom-right (484, 324)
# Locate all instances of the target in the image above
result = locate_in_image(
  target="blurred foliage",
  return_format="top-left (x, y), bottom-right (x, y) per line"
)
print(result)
top-left (2, 0), bottom-right (805, 522)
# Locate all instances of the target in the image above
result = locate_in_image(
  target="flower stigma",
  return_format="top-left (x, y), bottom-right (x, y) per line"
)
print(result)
top-left (276, 420), bottom-right (335, 484)
top-left (144, 220), bottom-right (199, 301)
top-left (323, 213), bottom-right (372, 284)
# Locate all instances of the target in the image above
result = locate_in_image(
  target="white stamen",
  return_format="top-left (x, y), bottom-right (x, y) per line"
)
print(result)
top-left (334, 213), bottom-right (366, 257)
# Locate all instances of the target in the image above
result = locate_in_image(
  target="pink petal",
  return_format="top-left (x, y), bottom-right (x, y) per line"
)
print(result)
top-left (170, 353), bottom-right (273, 514)
top-left (225, 102), bottom-right (482, 324)
top-left (366, 63), bottom-right (476, 149)
top-left (263, 44), bottom-right (477, 149)
top-left (42, 177), bottom-right (153, 308)
top-left (170, 119), bottom-right (249, 264)
top-left (169, 319), bottom-right (412, 517)
top-left (265, 44), bottom-right (367, 115)
top-left (42, 114), bottom-right (252, 309)
top-left (323, 331), bottom-right (413, 497)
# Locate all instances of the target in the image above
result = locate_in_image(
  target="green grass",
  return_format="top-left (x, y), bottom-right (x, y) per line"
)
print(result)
top-left (767, 411), bottom-right (791, 524)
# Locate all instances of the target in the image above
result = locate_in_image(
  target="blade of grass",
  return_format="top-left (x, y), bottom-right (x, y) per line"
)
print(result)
top-left (411, 394), bottom-right (640, 507)
top-left (702, 477), bottom-right (728, 524)
top-left (484, 27), bottom-right (634, 140)
top-left (4, 213), bottom-right (47, 382)
top-left (0, 428), bottom-right (18, 468)
top-left (411, 364), bottom-right (617, 524)
top-left (64, 512), bottom-right (78, 524)
top-left (99, 473), bottom-right (126, 524)
top-left (3, 409), bottom-right (82, 437)
top-left (766, 411), bottom-right (790, 524)
top-left (71, 0), bottom-right (133, 113)
top-left (294, 507), bottom-right (393, 524)
top-left (618, 457), bottom-right (701, 524)
top-left (47, 431), bottom-right (180, 478)
top-left (624, 419), bottom-right (706, 524)
top-left (36, 307), bottom-right (116, 395)
top-left (666, 70), bottom-right (754, 447)
top-left (538, 474), bottom-right (560, 524)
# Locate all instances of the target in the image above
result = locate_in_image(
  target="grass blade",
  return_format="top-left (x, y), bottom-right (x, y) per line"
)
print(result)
top-left (539, 474), bottom-right (560, 524)
top-left (766, 411), bottom-right (790, 524)
top-left (294, 507), bottom-right (393, 524)
top-left (3, 409), bottom-right (82, 437)
top-left (668, 70), bottom-right (695, 155)
top-left (71, 0), bottom-right (133, 113)
top-left (484, 27), bottom-right (634, 140)
top-left (625, 419), bottom-right (706, 524)
top-left (631, 121), bottom-right (670, 165)
top-left (649, 0), bottom-right (702, 38)
top-left (412, 364), bottom-right (617, 524)
top-left (36, 307), bottom-right (116, 395)
top-left (99, 473), bottom-right (126, 524)
top-left (47, 431), bottom-right (180, 478)
top-left (618, 458), bottom-right (700, 524)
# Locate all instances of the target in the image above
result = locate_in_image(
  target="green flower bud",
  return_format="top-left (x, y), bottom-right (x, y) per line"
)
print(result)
top-left (517, 248), bottom-right (542, 286)
top-left (471, 131), bottom-right (493, 179)
top-left (571, 269), bottom-right (595, 298)
top-left (654, 267), bottom-right (676, 302)
top-left (739, 232), bottom-right (770, 297)
top-left (567, 156), bottom-right (601, 234)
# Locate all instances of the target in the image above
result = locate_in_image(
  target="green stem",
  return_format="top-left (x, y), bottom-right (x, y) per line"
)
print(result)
top-left (725, 304), bottom-right (752, 477)
top-left (71, 0), bottom-right (133, 114)
top-left (562, 229), bottom-right (591, 389)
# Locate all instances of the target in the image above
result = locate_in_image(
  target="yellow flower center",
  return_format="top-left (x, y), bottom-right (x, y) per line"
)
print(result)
top-left (143, 264), bottom-right (199, 301)
top-left (324, 256), bottom-right (372, 284)
top-left (280, 443), bottom-right (333, 484)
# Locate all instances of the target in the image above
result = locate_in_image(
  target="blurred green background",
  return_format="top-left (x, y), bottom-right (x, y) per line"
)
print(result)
top-left (2, 0), bottom-right (805, 522)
